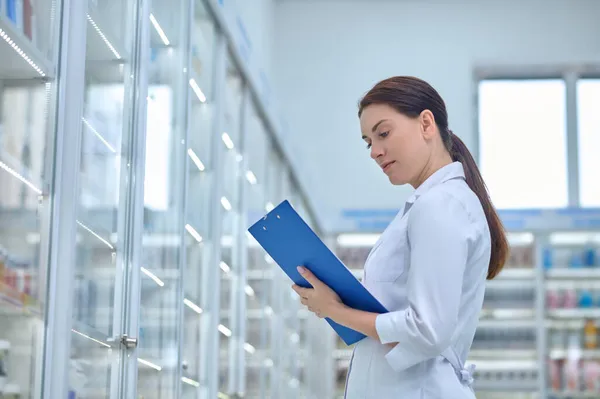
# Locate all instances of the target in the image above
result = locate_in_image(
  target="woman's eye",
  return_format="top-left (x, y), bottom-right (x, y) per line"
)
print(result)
top-left (366, 142), bottom-right (372, 149)
top-left (379, 131), bottom-right (389, 138)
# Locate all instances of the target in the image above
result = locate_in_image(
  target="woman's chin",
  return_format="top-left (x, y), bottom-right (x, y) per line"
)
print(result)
top-left (388, 174), bottom-right (408, 186)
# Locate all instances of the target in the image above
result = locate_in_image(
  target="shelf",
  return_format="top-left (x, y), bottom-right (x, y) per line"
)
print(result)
top-left (472, 359), bottom-right (538, 371)
top-left (477, 319), bottom-right (536, 329)
top-left (546, 269), bottom-right (600, 279)
top-left (487, 268), bottom-right (536, 289)
top-left (550, 392), bottom-right (600, 398)
top-left (469, 349), bottom-right (537, 360)
top-left (547, 308), bottom-right (600, 319)
top-left (549, 348), bottom-right (600, 360)
top-left (480, 308), bottom-right (535, 319)
top-left (498, 268), bottom-right (536, 279)
top-left (473, 379), bottom-right (538, 393)
top-left (0, 13), bottom-right (55, 79)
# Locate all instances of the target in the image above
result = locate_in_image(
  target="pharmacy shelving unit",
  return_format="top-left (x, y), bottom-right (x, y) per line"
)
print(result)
top-left (0, 0), bottom-right (60, 396)
top-left (331, 208), bottom-right (600, 399)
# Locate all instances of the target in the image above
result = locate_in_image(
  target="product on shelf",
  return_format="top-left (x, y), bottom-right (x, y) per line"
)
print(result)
top-left (583, 360), bottom-right (600, 391)
top-left (565, 334), bottom-right (583, 391)
top-left (544, 245), bottom-right (600, 269)
top-left (505, 245), bottom-right (535, 268)
top-left (547, 289), bottom-right (563, 309)
top-left (584, 319), bottom-right (598, 349)
top-left (3, 0), bottom-right (36, 44)
top-left (580, 290), bottom-right (595, 308)
top-left (563, 286), bottom-right (578, 308)
top-left (549, 358), bottom-right (562, 391)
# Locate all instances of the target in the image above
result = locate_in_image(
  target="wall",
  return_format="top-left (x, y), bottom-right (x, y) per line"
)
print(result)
top-left (272, 0), bottom-right (600, 233)
top-left (229, 0), bottom-right (275, 78)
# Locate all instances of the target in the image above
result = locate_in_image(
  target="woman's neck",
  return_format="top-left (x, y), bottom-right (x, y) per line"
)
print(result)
top-left (412, 152), bottom-right (453, 189)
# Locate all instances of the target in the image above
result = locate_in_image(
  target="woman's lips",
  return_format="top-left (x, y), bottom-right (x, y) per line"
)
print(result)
top-left (382, 161), bottom-right (395, 172)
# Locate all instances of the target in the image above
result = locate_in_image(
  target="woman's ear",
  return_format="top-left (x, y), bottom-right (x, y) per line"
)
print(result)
top-left (419, 109), bottom-right (437, 140)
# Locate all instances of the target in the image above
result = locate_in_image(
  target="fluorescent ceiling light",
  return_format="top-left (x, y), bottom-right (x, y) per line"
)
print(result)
top-left (183, 298), bottom-right (203, 314)
top-left (185, 224), bottom-right (203, 243)
top-left (187, 148), bottom-right (205, 171)
top-left (246, 170), bottom-right (257, 185)
top-left (181, 377), bottom-right (200, 387)
top-left (149, 14), bottom-right (170, 45)
top-left (141, 267), bottom-right (165, 287)
top-left (222, 132), bottom-right (234, 149)
top-left (221, 196), bottom-right (232, 211)
top-left (244, 343), bottom-right (255, 354)
top-left (138, 358), bottom-right (162, 371)
top-left (219, 261), bottom-right (231, 273)
top-left (218, 324), bottom-right (232, 337)
top-left (189, 79), bottom-right (206, 102)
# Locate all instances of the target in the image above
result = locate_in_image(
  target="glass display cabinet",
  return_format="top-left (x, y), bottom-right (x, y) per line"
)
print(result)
top-left (0, 0), bottom-right (331, 398)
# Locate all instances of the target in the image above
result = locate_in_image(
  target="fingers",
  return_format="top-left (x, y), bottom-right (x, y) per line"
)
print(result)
top-left (297, 266), bottom-right (322, 288)
top-left (292, 284), bottom-right (311, 298)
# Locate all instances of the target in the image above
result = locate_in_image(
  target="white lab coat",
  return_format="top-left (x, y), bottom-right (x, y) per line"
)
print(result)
top-left (344, 162), bottom-right (492, 399)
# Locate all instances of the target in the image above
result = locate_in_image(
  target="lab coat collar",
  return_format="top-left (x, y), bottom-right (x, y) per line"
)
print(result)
top-left (404, 162), bottom-right (466, 209)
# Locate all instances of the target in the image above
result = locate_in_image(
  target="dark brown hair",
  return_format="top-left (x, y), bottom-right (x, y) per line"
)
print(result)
top-left (358, 76), bottom-right (508, 280)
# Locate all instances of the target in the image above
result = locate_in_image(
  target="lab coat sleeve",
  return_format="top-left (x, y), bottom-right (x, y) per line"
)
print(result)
top-left (375, 190), bottom-right (471, 372)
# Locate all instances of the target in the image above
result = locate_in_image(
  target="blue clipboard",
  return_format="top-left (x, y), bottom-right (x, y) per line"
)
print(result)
top-left (248, 200), bottom-right (389, 346)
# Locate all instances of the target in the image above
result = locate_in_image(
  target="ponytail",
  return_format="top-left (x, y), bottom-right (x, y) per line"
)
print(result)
top-left (446, 130), bottom-right (508, 280)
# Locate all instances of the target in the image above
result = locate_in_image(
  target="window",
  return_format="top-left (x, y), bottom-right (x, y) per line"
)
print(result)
top-left (576, 79), bottom-right (600, 207)
top-left (478, 79), bottom-right (568, 209)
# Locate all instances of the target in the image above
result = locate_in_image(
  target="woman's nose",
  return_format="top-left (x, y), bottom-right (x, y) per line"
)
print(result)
top-left (370, 144), bottom-right (383, 160)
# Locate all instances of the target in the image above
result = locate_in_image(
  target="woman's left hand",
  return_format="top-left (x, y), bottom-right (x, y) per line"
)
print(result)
top-left (292, 266), bottom-right (344, 319)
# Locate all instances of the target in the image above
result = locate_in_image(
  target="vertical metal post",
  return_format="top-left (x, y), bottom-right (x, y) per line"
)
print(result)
top-left (176, 0), bottom-right (194, 397)
top-left (534, 235), bottom-right (548, 398)
top-left (565, 70), bottom-right (580, 207)
top-left (41, 0), bottom-right (88, 397)
top-left (118, 0), bottom-right (150, 394)
top-left (199, 30), bottom-right (227, 399)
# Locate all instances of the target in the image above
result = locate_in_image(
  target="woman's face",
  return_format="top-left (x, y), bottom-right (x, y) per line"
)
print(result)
top-left (360, 103), bottom-right (435, 187)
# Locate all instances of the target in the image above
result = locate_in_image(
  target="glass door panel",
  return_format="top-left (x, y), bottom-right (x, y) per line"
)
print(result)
top-left (135, 0), bottom-right (188, 397)
top-left (219, 52), bottom-right (244, 395)
top-left (181, 0), bottom-right (217, 396)
top-left (0, 0), bottom-right (61, 396)
top-left (69, 0), bottom-right (136, 396)
top-left (244, 102), bottom-right (275, 398)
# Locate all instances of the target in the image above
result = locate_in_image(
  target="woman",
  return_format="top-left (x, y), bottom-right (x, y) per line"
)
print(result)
top-left (292, 76), bottom-right (509, 398)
